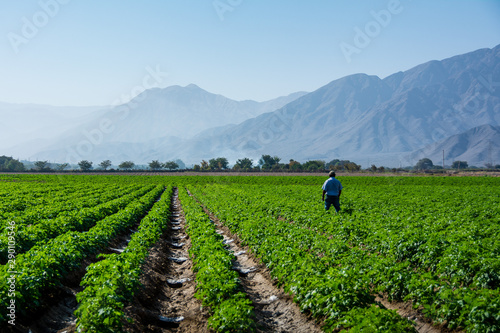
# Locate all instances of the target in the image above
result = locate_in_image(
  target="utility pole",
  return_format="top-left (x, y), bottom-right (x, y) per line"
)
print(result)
top-left (442, 150), bottom-right (445, 169)
top-left (489, 141), bottom-right (493, 167)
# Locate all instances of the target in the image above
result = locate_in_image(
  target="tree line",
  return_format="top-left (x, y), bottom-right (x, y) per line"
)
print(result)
top-left (1, 155), bottom-right (499, 173)
top-left (190, 156), bottom-right (363, 172)
top-left (75, 160), bottom-right (180, 171)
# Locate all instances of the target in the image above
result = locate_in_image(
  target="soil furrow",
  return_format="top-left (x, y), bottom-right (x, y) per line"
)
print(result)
top-left (375, 295), bottom-right (463, 333)
top-left (14, 215), bottom-right (144, 333)
top-left (125, 188), bottom-right (208, 333)
top-left (278, 217), bottom-right (459, 333)
top-left (12, 189), bottom-right (164, 333)
top-left (191, 193), bottom-right (322, 333)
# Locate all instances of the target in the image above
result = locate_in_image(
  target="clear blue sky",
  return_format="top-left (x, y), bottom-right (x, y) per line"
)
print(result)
top-left (1, 0), bottom-right (499, 106)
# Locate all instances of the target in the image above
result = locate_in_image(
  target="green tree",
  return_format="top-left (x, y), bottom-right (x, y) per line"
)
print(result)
top-left (259, 155), bottom-right (280, 170)
top-left (327, 159), bottom-right (342, 170)
top-left (345, 162), bottom-right (361, 172)
top-left (289, 159), bottom-right (302, 171)
top-left (56, 163), bottom-right (69, 171)
top-left (0, 156), bottom-right (25, 171)
top-left (149, 160), bottom-right (163, 170)
top-left (327, 159), bottom-right (359, 171)
top-left (452, 161), bottom-right (468, 169)
top-left (163, 161), bottom-right (179, 170)
top-left (118, 161), bottom-right (135, 170)
top-left (209, 157), bottom-right (229, 170)
top-left (200, 160), bottom-right (209, 170)
top-left (303, 160), bottom-right (325, 172)
top-left (99, 160), bottom-right (112, 170)
top-left (415, 158), bottom-right (434, 170)
top-left (78, 160), bottom-right (93, 172)
top-left (235, 158), bottom-right (253, 170)
top-left (271, 163), bottom-right (283, 171)
top-left (216, 157), bottom-right (229, 170)
top-left (34, 161), bottom-right (50, 171)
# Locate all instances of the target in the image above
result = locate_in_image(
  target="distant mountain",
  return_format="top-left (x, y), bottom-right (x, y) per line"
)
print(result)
top-left (146, 44), bottom-right (500, 167)
top-left (15, 45), bottom-right (500, 167)
top-left (409, 125), bottom-right (500, 167)
top-left (24, 86), bottom-right (307, 163)
top-left (0, 103), bottom-right (107, 157)
top-left (89, 84), bottom-right (307, 142)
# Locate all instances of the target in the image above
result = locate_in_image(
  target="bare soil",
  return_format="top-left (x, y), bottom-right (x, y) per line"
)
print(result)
top-left (11, 228), bottom-right (140, 333)
top-left (375, 295), bottom-right (464, 333)
top-left (6, 185), bottom-right (476, 332)
top-left (191, 191), bottom-right (323, 333)
top-left (124, 188), bottom-right (209, 333)
top-left (10, 193), bottom-right (160, 333)
top-left (193, 191), bottom-right (469, 333)
top-left (218, 223), bottom-right (322, 333)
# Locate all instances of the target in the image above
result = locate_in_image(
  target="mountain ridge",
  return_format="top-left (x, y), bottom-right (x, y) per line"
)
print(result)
top-left (10, 44), bottom-right (500, 167)
top-left (6, 86), bottom-right (308, 163)
top-left (147, 44), bottom-right (499, 167)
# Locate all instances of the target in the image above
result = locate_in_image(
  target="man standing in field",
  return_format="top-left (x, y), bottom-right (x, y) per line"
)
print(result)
top-left (322, 171), bottom-right (342, 212)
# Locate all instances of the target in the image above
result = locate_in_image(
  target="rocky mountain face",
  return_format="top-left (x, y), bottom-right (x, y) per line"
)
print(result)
top-left (9, 44), bottom-right (500, 167)
top-left (409, 125), bottom-right (500, 167)
top-left (152, 45), bottom-right (499, 167)
top-left (13, 86), bottom-right (306, 164)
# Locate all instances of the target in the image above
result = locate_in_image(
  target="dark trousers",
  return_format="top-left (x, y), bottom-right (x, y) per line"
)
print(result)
top-left (325, 195), bottom-right (340, 212)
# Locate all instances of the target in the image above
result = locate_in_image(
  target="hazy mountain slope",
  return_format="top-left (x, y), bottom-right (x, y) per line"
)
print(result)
top-left (153, 45), bottom-right (500, 166)
top-left (409, 125), bottom-right (500, 167)
top-left (26, 86), bottom-right (307, 163)
top-left (79, 84), bottom-right (307, 143)
top-left (0, 103), bottom-right (107, 156)
top-left (20, 45), bottom-right (500, 166)
top-left (156, 74), bottom-right (393, 160)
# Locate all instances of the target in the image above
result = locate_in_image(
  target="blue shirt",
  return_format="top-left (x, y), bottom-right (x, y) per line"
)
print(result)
top-left (322, 177), bottom-right (343, 196)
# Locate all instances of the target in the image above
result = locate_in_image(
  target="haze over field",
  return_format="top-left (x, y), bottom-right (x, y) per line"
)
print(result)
top-left (1, 1), bottom-right (499, 168)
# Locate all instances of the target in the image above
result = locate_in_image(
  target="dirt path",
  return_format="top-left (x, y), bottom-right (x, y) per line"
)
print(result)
top-left (10, 189), bottom-right (167, 333)
top-left (279, 216), bottom-right (460, 333)
top-left (192, 193), bottom-right (322, 333)
top-left (124, 188), bottom-right (208, 333)
top-left (375, 295), bottom-right (464, 333)
top-left (13, 217), bottom-right (144, 333)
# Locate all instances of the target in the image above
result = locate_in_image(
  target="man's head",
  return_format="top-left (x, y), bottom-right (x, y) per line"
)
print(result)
top-left (329, 171), bottom-right (336, 178)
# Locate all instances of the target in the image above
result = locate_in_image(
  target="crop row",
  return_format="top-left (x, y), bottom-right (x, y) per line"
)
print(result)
top-left (75, 186), bottom-right (173, 332)
top-left (224, 182), bottom-right (500, 330)
top-left (187, 184), bottom-right (416, 332)
top-left (190, 182), bottom-right (500, 332)
top-left (0, 183), bottom-right (136, 233)
top-left (223, 183), bottom-right (500, 289)
top-left (0, 184), bottom-right (154, 263)
top-left (179, 188), bottom-right (255, 332)
top-left (0, 184), bottom-right (164, 323)
top-left (0, 182), bottom-right (78, 216)
top-left (0, 183), bottom-right (129, 230)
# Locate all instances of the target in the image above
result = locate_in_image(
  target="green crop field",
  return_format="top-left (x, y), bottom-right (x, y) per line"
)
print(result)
top-left (0, 174), bottom-right (499, 332)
